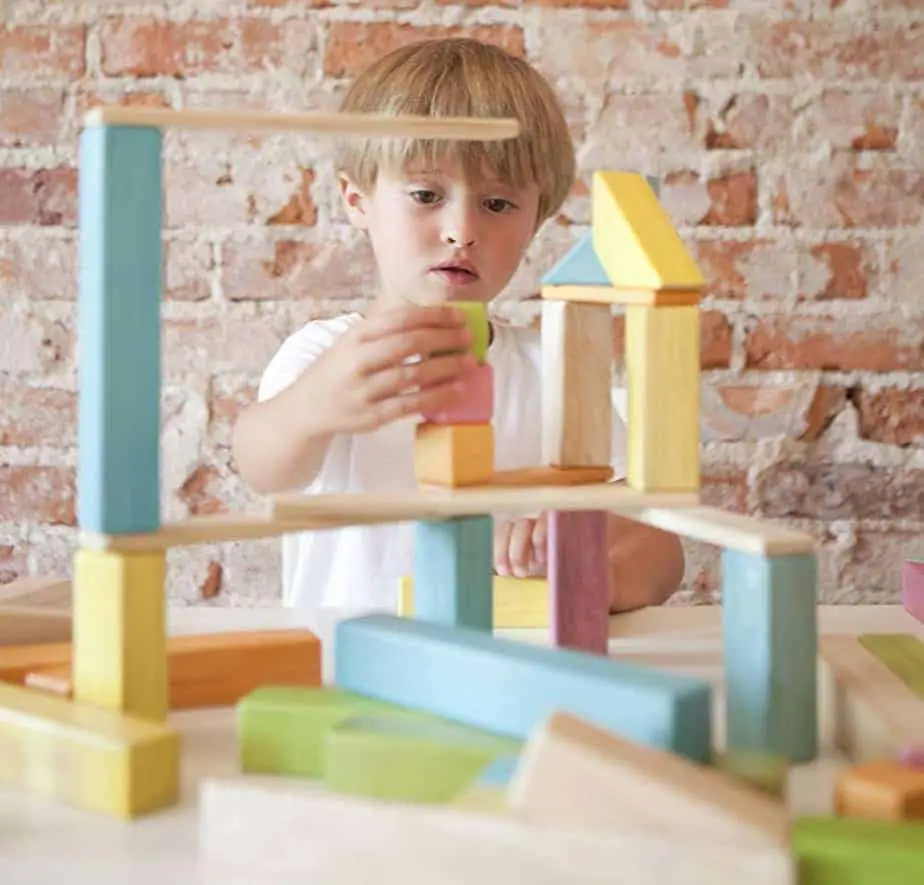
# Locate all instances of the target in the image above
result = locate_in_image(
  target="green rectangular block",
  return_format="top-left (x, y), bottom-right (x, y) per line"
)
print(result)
top-left (794, 816), bottom-right (924, 885)
top-left (448, 301), bottom-right (489, 362)
top-left (858, 634), bottom-right (924, 698)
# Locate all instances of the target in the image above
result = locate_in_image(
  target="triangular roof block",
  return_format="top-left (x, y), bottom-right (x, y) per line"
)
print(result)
top-left (541, 233), bottom-right (610, 286)
top-left (592, 172), bottom-right (704, 292)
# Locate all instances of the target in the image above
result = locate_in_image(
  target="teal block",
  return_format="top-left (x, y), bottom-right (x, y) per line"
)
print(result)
top-left (335, 614), bottom-right (712, 763)
top-left (78, 124), bottom-right (163, 534)
top-left (414, 516), bottom-right (493, 631)
top-left (722, 550), bottom-right (818, 763)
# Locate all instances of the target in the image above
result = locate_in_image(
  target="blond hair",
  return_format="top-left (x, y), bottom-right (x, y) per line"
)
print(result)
top-left (335, 38), bottom-right (575, 225)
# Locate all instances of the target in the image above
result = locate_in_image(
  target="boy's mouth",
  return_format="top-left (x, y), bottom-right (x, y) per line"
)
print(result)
top-left (431, 260), bottom-right (480, 286)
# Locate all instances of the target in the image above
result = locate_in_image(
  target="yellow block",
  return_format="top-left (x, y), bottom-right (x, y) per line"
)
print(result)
top-left (414, 423), bottom-right (494, 487)
top-left (626, 305), bottom-right (700, 492)
top-left (73, 549), bottom-right (168, 722)
top-left (0, 680), bottom-right (179, 819)
top-left (399, 575), bottom-right (548, 628)
top-left (592, 172), bottom-right (704, 292)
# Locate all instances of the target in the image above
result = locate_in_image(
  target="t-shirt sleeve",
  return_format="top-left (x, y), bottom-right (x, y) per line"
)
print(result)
top-left (257, 319), bottom-right (347, 404)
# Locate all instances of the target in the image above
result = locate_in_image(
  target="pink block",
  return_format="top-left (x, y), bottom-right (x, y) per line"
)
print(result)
top-left (421, 362), bottom-right (493, 425)
top-left (899, 746), bottom-right (924, 769)
top-left (902, 559), bottom-right (924, 624)
top-left (548, 509), bottom-right (609, 655)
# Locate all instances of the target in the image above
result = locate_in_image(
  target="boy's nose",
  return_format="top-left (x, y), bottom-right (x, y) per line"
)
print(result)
top-left (442, 230), bottom-right (476, 247)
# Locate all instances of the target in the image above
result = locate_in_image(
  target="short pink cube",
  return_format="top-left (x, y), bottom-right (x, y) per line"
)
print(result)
top-left (899, 746), bottom-right (924, 769)
top-left (902, 559), bottom-right (924, 624)
top-left (421, 362), bottom-right (493, 425)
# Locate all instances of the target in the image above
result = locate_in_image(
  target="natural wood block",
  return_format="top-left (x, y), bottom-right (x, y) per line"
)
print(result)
top-left (714, 750), bottom-right (789, 799)
top-left (0, 680), bottom-right (179, 819)
top-left (858, 634), bottom-right (924, 698)
top-left (0, 576), bottom-right (71, 609)
top-left (509, 711), bottom-right (788, 847)
top-left (902, 560), bottom-right (924, 624)
top-left (541, 300), bottom-right (613, 468)
top-left (0, 641), bottom-right (71, 685)
top-left (548, 510), bottom-right (610, 654)
top-left (73, 548), bottom-right (168, 722)
top-left (0, 609), bottom-right (71, 648)
top-left (24, 629), bottom-right (322, 709)
top-left (414, 423), bottom-right (493, 487)
top-left (835, 760), bottom-right (924, 821)
top-left (488, 465), bottom-right (613, 487)
top-left (626, 304), bottom-right (700, 492)
top-left (541, 285), bottom-right (701, 307)
top-left (421, 362), bottom-right (493, 424)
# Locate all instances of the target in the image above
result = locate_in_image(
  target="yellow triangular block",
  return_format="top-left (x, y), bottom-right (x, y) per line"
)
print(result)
top-left (592, 172), bottom-right (704, 292)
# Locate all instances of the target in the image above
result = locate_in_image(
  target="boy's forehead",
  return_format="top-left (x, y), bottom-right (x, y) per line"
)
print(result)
top-left (401, 157), bottom-right (516, 188)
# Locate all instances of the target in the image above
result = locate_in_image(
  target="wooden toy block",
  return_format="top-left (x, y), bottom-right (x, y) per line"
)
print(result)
top-left (451, 756), bottom-right (519, 813)
top-left (73, 548), bottom-right (168, 722)
top-left (200, 776), bottom-right (794, 883)
top-left (0, 609), bottom-right (71, 647)
top-left (23, 629), bottom-right (322, 708)
top-left (0, 680), bottom-right (179, 819)
top-left (821, 636), bottom-right (924, 761)
top-left (542, 285), bottom-right (702, 307)
top-left (414, 517), bottom-right (493, 631)
top-left (0, 575), bottom-right (71, 609)
top-left (237, 686), bottom-right (413, 777)
top-left (414, 422), bottom-right (494, 487)
top-left (488, 465), bottom-right (613, 486)
top-left (722, 549), bottom-right (818, 763)
top-left (509, 711), bottom-right (788, 847)
top-left (793, 816), bottom-right (924, 885)
top-left (626, 304), bottom-right (700, 492)
top-left (0, 641), bottom-right (71, 685)
top-left (592, 171), bottom-right (704, 292)
top-left (78, 123), bottom-right (162, 534)
top-left (445, 300), bottom-right (489, 362)
top-left (900, 746), bottom-right (924, 768)
top-left (714, 750), bottom-right (789, 799)
top-left (859, 634), bottom-right (924, 697)
top-left (323, 713), bottom-right (521, 805)
top-left (548, 510), bottom-right (610, 654)
top-left (421, 362), bottom-right (493, 424)
top-left (835, 760), bottom-right (924, 821)
top-left (902, 560), bottom-right (924, 623)
top-left (541, 232), bottom-right (611, 287)
top-left (541, 300), bottom-right (613, 468)
top-left (398, 574), bottom-right (549, 628)
top-left (335, 614), bottom-right (713, 762)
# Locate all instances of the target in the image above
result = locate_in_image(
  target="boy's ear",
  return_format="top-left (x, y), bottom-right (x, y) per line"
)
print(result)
top-left (338, 173), bottom-right (370, 230)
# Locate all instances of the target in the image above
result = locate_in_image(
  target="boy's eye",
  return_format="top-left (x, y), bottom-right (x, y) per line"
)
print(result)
top-left (484, 197), bottom-right (515, 213)
top-left (410, 189), bottom-right (441, 205)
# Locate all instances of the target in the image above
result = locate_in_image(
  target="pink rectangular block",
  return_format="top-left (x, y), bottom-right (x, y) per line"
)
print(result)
top-left (902, 559), bottom-right (924, 624)
top-left (548, 509), bottom-right (610, 655)
top-left (421, 362), bottom-right (493, 425)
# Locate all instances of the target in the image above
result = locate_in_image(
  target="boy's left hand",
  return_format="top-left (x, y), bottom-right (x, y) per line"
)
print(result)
top-left (494, 512), bottom-right (548, 579)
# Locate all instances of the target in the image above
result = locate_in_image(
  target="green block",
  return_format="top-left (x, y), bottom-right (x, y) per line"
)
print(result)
top-left (794, 816), bottom-right (924, 885)
top-left (859, 634), bottom-right (924, 698)
top-left (450, 301), bottom-right (489, 362)
top-left (237, 686), bottom-right (410, 777)
top-left (324, 714), bottom-right (521, 805)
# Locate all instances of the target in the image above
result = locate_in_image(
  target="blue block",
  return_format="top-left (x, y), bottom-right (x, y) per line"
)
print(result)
top-left (722, 550), bottom-right (818, 763)
top-left (335, 615), bottom-right (712, 763)
top-left (78, 125), bottom-right (163, 534)
top-left (414, 517), bottom-right (493, 631)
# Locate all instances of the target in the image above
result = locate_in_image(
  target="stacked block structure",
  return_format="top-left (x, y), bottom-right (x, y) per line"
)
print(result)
top-left (2, 102), bottom-right (921, 883)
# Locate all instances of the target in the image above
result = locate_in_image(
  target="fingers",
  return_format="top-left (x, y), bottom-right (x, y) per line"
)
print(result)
top-left (531, 512), bottom-right (548, 572)
top-left (364, 352), bottom-right (477, 404)
top-left (357, 303), bottom-right (469, 344)
top-left (359, 326), bottom-right (474, 376)
top-left (357, 371), bottom-right (472, 429)
top-left (494, 520), bottom-right (514, 577)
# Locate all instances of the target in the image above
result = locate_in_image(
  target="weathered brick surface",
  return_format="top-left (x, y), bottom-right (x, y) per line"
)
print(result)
top-left (2, 3), bottom-right (921, 604)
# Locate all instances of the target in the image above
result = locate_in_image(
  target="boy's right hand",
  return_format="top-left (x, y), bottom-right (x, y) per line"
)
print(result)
top-left (303, 304), bottom-right (478, 435)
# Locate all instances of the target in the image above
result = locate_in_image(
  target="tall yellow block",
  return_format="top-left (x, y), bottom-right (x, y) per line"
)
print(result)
top-left (626, 304), bottom-right (700, 492)
top-left (73, 549), bottom-right (168, 722)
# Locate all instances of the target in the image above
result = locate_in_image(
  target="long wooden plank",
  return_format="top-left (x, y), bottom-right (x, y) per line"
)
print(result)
top-left (0, 576), bottom-right (71, 608)
top-left (200, 776), bottom-right (793, 884)
top-left (85, 107), bottom-right (519, 140)
top-left (0, 608), bottom-right (71, 646)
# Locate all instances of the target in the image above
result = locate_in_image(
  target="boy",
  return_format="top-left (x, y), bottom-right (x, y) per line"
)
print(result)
top-left (233, 38), bottom-right (684, 612)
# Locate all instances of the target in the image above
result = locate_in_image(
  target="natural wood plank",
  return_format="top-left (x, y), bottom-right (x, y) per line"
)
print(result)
top-left (0, 576), bottom-right (71, 609)
top-left (0, 640), bottom-right (71, 684)
top-left (541, 285), bottom-right (701, 307)
top-left (0, 608), bottom-right (71, 646)
top-left (488, 465), bottom-right (613, 487)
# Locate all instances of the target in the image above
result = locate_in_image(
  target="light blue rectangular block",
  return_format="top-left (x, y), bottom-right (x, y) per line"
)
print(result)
top-left (722, 550), bottom-right (818, 763)
top-left (335, 614), bottom-right (712, 763)
top-left (414, 517), bottom-right (493, 631)
top-left (78, 124), bottom-right (163, 534)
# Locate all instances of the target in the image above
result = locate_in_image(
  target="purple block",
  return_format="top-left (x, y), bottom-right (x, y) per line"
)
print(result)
top-left (548, 509), bottom-right (610, 655)
top-left (901, 559), bottom-right (924, 624)
top-left (421, 362), bottom-right (493, 425)
top-left (899, 746), bottom-right (924, 769)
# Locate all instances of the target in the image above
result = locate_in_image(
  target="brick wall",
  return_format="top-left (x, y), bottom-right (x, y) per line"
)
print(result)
top-left (1, 2), bottom-right (922, 606)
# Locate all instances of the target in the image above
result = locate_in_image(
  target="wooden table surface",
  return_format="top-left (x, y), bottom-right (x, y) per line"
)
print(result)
top-left (0, 603), bottom-right (920, 885)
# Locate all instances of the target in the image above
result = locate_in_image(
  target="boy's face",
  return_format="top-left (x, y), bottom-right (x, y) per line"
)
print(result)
top-left (340, 154), bottom-right (541, 308)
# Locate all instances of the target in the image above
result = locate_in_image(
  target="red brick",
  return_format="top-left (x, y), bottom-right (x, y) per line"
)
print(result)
top-left (178, 465), bottom-right (226, 516)
top-left (75, 86), bottom-right (170, 121)
top-left (703, 93), bottom-right (792, 150)
top-left (200, 561), bottom-right (223, 599)
top-left (0, 236), bottom-right (77, 300)
top-left (754, 20), bottom-right (924, 80)
top-left (855, 388), bottom-right (924, 447)
top-left (165, 239), bottom-right (214, 301)
top-left (0, 386), bottom-right (76, 447)
top-left (523, 0), bottom-right (628, 6)
top-left (798, 90), bottom-right (901, 152)
top-left (694, 238), bottom-right (794, 300)
top-left (612, 309), bottom-right (731, 370)
top-left (797, 240), bottom-right (873, 300)
top-left (700, 466), bottom-right (748, 512)
top-left (825, 528), bottom-right (922, 604)
top-left (0, 26), bottom-right (85, 79)
top-left (0, 311), bottom-right (72, 375)
top-left (0, 544), bottom-right (27, 586)
top-left (662, 169), bottom-right (757, 227)
top-left (0, 466), bottom-right (75, 526)
top-left (221, 235), bottom-right (376, 302)
top-left (163, 317), bottom-right (283, 376)
top-left (0, 89), bottom-right (65, 148)
top-left (0, 168), bottom-right (77, 227)
top-left (883, 233), bottom-right (924, 306)
top-left (745, 315), bottom-right (924, 372)
top-left (239, 18), bottom-right (318, 76)
top-left (324, 23), bottom-right (524, 77)
top-left (209, 377), bottom-right (257, 448)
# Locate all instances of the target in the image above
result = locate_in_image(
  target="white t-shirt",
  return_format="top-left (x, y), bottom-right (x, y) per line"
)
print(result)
top-left (257, 312), bottom-right (628, 611)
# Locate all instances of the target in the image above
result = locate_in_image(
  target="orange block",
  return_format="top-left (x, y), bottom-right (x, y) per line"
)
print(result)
top-left (414, 422), bottom-right (494, 487)
top-left (22, 630), bottom-right (322, 710)
top-left (0, 641), bottom-right (71, 685)
top-left (835, 759), bottom-right (924, 821)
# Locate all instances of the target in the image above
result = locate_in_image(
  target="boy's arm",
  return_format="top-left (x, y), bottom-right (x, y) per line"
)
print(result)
top-left (605, 513), bottom-right (685, 613)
